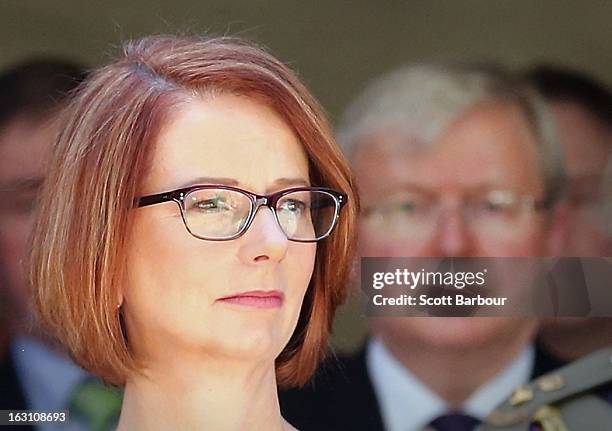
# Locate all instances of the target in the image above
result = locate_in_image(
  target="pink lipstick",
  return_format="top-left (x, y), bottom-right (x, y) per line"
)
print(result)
top-left (217, 290), bottom-right (284, 309)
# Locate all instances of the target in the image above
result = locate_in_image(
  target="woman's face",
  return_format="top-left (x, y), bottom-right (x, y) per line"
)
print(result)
top-left (124, 94), bottom-right (316, 366)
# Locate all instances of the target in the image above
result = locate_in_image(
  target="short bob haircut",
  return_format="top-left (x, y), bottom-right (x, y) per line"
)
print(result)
top-left (30, 35), bottom-right (357, 388)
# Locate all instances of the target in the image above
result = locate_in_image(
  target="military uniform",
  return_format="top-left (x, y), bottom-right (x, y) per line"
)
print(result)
top-left (481, 346), bottom-right (612, 431)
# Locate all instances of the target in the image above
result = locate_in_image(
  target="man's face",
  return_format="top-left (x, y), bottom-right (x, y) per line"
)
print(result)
top-left (537, 103), bottom-right (612, 360)
top-left (355, 101), bottom-right (546, 350)
top-left (0, 115), bottom-right (54, 330)
top-left (551, 101), bottom-right (611, 256)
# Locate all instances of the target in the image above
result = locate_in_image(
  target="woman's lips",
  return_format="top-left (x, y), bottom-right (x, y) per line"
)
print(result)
top-left (217, 290), bottom-right (284, 309)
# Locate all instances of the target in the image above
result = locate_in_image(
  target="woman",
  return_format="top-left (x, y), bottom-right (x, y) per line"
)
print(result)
top-left (29, 35), bottom-right (357, 430)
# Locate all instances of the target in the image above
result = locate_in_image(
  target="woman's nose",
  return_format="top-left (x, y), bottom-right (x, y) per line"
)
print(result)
top-left (237, 206), bottom-right (289, 264)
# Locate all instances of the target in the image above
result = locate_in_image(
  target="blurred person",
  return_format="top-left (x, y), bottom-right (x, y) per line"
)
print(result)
top-left (0, 267), bottom-right (16, 414)
top-left (603, 159), bottom-right (612, 254)
top-left (281, 64), bottom-right (568, 431)
top-left (1, 265), bottom-right (9, 355)
top-left (0, 331), bottom-right (6, 361)
top-left (481, 71), bottom-right (612, 430)
top-left (525, 65), bottom-right (611, 256)
top-left (29, 35), bottom-right (357, 431)
top-left (0, 290), bottom-right (7, 360)
top-left (0, 59), bottom-right (118, 430)
top-left (525, 65), bottom-right (612, 363)
top-left (0, 59), bottom-right (84, 335)
top-left (0, 327), bottom-right (6, 359)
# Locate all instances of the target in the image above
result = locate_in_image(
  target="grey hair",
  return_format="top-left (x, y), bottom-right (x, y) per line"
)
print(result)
top-left (337, 63), bottom-right (566, 206)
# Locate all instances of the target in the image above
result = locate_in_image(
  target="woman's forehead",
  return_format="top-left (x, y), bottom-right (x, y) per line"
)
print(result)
top-left (144, 95), bottom-right (310, 192)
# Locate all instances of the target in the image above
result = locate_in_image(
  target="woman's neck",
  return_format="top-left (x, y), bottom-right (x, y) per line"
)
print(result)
top-left (117, 355), bottom-right (291, 431)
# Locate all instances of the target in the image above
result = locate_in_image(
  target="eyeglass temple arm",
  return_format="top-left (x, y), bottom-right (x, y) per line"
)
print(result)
top-left (136, 191), bottom-right (180, 208)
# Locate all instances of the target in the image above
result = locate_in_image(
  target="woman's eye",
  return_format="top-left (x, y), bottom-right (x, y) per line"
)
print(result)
top-left (195, 198), bottom-right (229, 212)
top-left (280, 199), bottom-right (306, 213)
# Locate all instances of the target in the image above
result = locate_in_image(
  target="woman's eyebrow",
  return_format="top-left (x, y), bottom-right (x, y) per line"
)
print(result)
top-left (271, 177), bottom-right (310, 188)
top-left (176, 176), bottom-right (310, 191)
top-left (179, 177), bottom-right (240, 188)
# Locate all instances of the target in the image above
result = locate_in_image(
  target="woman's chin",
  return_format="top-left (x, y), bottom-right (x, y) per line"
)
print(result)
top-left (195, 327), bottom-right (287, 363)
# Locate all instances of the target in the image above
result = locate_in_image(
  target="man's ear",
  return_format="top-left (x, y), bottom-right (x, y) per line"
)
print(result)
top-left (546, 200), bottom-right (570, 256)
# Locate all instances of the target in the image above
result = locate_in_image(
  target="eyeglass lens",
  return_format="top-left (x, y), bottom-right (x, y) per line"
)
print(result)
top-left (364, 189), bottom-right (538, 238)
top-left (182, 188), bottom-right (339, 241)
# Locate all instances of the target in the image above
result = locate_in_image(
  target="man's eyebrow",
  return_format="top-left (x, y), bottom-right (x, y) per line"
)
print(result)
top-left (0, 177), bottom-right (44, 193)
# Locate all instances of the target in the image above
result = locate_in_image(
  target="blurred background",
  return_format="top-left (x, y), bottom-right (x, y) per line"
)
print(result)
top-left (2, 0), bottom-right (611, 352)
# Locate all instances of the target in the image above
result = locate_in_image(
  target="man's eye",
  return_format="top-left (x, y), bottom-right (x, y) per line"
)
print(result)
top-left (476, 191), bottom-right (519, 214)
top-left (482, 200), bottom-right (506, 212)
top-left (381, 199), bottom-right (420, 215)
top-left (397, 201), bottom-right (418, 212)
top-left (477, 197), bottom-right (518, 215)
top-left (0, 196), bottom-right (37, 214)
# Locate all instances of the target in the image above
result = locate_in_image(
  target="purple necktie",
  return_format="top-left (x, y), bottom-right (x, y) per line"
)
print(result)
top-left (428, 412), bottom-right (481, 431)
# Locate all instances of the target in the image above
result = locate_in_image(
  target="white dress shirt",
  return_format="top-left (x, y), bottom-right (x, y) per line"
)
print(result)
top-left (366, 337), bottom-right (535, 431)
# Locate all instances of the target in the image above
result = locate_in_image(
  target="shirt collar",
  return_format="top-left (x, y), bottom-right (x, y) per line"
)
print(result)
top-left (463, 343), bottom-right (534, 418)
top-left (366, 337), bottom-right (534, 431)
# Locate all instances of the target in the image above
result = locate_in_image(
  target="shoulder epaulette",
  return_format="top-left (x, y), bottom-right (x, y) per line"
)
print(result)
top-left (482, 346), bottom-right (612, 430)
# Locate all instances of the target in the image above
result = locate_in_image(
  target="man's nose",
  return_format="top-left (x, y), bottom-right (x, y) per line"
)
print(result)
top-left (432, 205), bottom-right (474, 257)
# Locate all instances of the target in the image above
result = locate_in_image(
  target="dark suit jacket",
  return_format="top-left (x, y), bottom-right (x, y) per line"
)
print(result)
top-left (279, 341), bottom-right (563, 431)
top-left (0, 348), bottom-right (34, 431)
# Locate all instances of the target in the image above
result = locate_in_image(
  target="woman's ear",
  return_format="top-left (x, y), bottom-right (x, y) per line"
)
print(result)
top-left (116, 287), bottom-right (124, 309)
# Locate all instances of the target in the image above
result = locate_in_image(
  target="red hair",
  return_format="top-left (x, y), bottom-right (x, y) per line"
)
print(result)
top-left (30, 35), bottom-right (357, 387)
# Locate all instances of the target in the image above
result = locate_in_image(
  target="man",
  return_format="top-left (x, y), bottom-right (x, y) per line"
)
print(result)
top-left (280, 64), bottom-right (567, 431)
top-left (482, 160), bottom-right (612, 430)
top-left (525, 65), bottom-right (612, 362)
top-left (526, 65), bottom-right (611, 257)
top-left (0, 59), bottom-right (121, 431)
top-left (0, 265), bottom-right (21, 414)
top-left (1, 267), bottom-right (9, 355)
top-left (603, 160), bottom-right (612, 255)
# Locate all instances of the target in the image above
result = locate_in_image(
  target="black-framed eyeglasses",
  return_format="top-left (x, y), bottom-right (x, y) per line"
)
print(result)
top-left (136, 185), bottom-right (347, 242)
